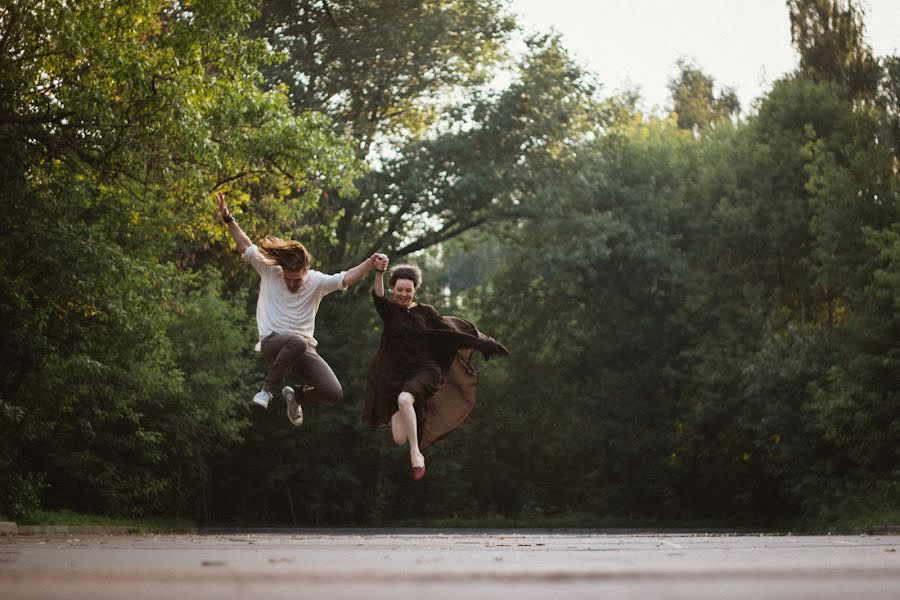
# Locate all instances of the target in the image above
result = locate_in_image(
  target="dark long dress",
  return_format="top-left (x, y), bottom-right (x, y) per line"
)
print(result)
top-left (363, 291), bottom-right (508, 449)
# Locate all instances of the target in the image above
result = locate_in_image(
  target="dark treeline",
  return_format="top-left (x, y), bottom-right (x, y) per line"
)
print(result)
top-left (2, 1), bottom-right (897, 528)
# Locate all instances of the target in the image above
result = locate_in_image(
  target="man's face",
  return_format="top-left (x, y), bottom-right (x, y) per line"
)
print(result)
top-left (282, 267), bottom-right (309, 293)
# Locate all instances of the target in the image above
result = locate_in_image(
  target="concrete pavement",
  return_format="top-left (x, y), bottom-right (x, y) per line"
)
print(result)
top-left (1, 530), bottom-right (898, 599)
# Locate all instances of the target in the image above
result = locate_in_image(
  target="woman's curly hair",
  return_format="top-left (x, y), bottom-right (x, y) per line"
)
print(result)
top-left (389, 264), bottom-right (422, 289)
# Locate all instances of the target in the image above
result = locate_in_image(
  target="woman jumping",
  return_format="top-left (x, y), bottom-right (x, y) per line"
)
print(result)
top-left (363, 260), bottom-right (509, 480)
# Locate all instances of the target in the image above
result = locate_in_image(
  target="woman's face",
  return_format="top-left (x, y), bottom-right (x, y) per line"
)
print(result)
top-left (392, 278), bottom-right (416, 308)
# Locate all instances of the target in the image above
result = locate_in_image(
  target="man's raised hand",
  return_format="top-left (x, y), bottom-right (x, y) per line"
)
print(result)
top-left (215, 192), bottom-right (230, 220)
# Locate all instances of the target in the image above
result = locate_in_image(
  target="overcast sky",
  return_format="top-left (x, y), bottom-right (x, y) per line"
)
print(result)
top-left (508, 0), bottom-right (900, 111)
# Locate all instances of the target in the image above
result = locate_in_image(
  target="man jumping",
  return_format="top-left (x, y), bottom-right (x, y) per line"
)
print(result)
top-left (215, 191), bottom-right (385, 426)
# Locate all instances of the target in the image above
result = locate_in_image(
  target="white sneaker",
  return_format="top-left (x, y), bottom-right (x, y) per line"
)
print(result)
top-left (252, 389), bottom-right (273, 409)
top-left (283, 386), bottom-right (303, 426)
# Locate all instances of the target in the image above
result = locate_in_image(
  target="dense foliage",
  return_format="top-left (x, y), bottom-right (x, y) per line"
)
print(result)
top-left (2, 0), bottom-right (896, 528)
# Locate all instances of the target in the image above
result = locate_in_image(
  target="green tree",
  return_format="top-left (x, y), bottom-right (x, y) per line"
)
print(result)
top-left (453, 110), bottom-right (697, 518)
top-left (252, 0), bottom-right (516, 265)
top-left (667, 59), bottom-right (740, 132)
top-left (0, 0), bottom-right (357, 517)
top-left (787, 0), bottom-right (880, 100)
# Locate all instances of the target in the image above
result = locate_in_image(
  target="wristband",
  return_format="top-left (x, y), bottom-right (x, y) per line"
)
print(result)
top-left (223, 213), bottom-right (234, 224)
top-left (375, 268), bottom-right (386, 273)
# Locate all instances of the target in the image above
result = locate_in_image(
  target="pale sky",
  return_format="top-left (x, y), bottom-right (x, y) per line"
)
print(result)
top-left (509, 0), bottom-right (900, 112)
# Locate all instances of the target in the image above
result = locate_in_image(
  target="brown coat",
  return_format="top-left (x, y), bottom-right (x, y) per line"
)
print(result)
top-left (363, 292), bottom-right (508, 449)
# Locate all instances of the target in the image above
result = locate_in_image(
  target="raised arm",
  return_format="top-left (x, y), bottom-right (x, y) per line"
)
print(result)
top-left (373, 254), bottom-right (389, 297)
top-left (215, 192), bottom-right (252, 254)
top-left (343, 252), bottom-right (386, 288)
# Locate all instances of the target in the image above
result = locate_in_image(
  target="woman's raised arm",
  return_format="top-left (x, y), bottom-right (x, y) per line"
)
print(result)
top-left (373, 254), bottom-right (389, 297)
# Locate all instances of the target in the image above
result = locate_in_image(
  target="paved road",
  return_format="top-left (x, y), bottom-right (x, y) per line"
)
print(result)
top-left (1, 530), bottom-right (898, 599)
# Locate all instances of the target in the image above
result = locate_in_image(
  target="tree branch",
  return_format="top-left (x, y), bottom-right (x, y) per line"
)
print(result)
top-left (394, 215), bottom-right (489, 258)
top-left (0, 3), bottom-right (19, 62)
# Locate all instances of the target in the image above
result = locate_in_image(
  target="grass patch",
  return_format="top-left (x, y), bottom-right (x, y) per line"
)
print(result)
top-left (385, 512), bottom-right (752, 531)
top-left (15, 509), bottom-right (896, 534)
top-left (807, 507), bottom-right (900, 534)
top-left (16, 510), bottom-right (194, 533)
top-left (799, 488), bottom-right (900, 534)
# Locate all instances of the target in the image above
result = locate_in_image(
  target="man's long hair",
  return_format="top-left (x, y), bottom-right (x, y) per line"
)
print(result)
top-left (258, 237), bottom-right (311, 271)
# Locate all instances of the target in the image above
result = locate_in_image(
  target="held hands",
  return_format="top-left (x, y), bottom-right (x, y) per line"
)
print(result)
top-left (370, 253), bottom-right (389, 273)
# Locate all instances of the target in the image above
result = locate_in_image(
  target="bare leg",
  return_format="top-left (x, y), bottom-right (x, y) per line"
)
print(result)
top-left (390, 411), bottom-right (408, 445)
top-left (397, 392), bottom-right (424, 469)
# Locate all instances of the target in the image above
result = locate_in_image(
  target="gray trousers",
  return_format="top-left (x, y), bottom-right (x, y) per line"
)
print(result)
top-left (260, 333), bottom-right (343, 406)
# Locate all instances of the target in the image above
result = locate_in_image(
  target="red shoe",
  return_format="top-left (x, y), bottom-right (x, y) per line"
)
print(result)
top-left (412, 466), bottom-right (426, 480)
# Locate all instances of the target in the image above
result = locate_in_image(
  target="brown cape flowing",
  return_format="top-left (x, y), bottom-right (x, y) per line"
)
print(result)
top-left (363, 292), bottom-right (507, 449)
